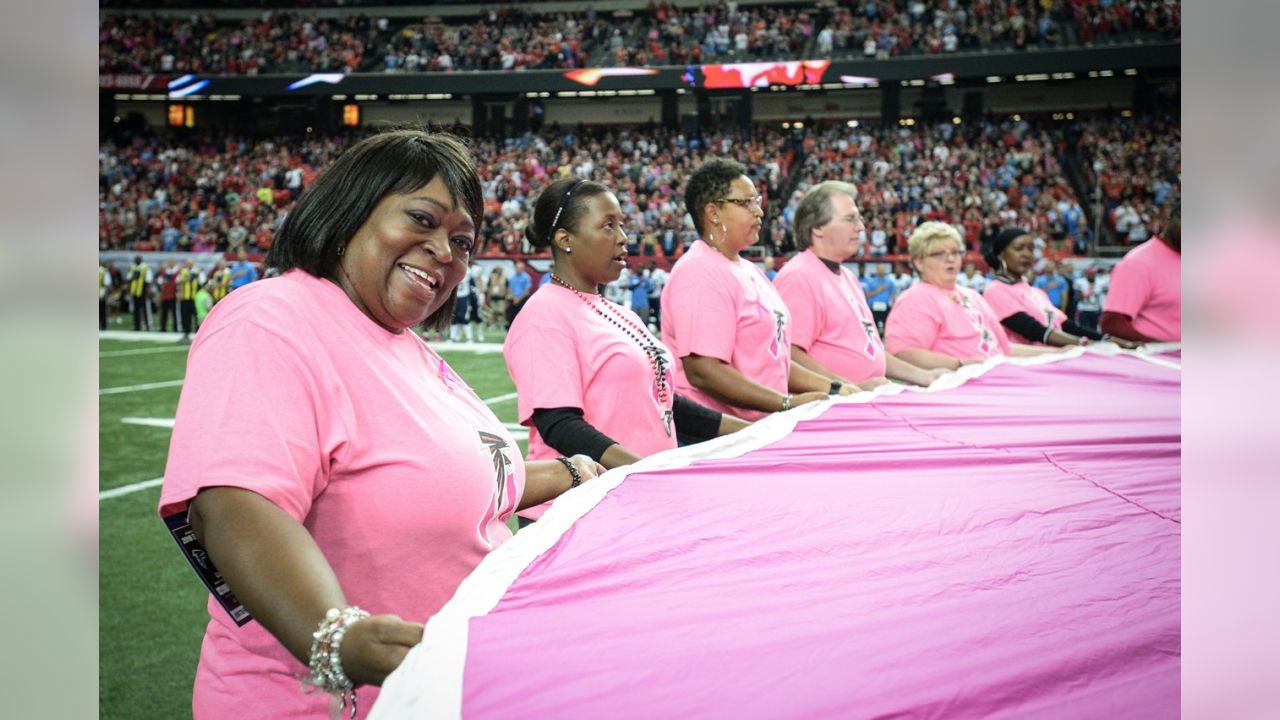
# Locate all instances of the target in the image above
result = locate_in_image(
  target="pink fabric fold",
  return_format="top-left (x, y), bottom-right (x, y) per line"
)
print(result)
top-left (449, 353), bottom-right (1180, 718)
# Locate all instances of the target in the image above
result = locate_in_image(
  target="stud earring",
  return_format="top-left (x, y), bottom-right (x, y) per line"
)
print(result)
top-left (564, 245), bottom-right (572, 254)
top-left (337, 244), bottom-right (345, 257)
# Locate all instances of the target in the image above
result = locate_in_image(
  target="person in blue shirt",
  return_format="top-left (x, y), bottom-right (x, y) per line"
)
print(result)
top-left (1033, 260), bottom-right (1070, 313)
top-left (762, 256), bottom-right (778, 281)
top-left (506, 260), bottom-right (534, 327)
top-left (629, 269), bottom-right (654, 325)
top-left (862, 264), bottom-right (897, 334)
top-left (228, 248), bottom-right (259, 292)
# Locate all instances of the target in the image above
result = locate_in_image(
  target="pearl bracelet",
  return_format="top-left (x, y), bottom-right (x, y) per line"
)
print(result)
top-left (303, 606), bottom-right (369, 719)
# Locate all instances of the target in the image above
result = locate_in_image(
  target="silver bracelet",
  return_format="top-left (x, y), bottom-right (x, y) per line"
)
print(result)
top-left (303, 606), bottom-right (369, 718)
top-left (780, 393), bottom-right (793, 412)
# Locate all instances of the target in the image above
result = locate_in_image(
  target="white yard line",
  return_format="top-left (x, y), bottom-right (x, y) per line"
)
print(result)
top-left (99, 477), bottom-right (163, 501)
top-left (121, 417), bottom-right (177, 429)
top-left (99, 380), bottom-right (185, 395)
top-left (101, 346), bottom-right (190, 358)
top-left (99, 330), bottom-right (187, 343)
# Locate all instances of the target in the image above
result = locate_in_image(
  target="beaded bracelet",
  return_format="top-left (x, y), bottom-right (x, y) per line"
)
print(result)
top-left (780, 394), bottom-right (793, 412)
top-left (303, 606), bottom-right (369, 719)
top-left (556, 456), bottom-right (583, 488)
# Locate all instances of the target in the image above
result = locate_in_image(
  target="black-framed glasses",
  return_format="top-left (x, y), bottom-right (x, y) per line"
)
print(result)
top-left (717, 196), bottom-right (764, 209)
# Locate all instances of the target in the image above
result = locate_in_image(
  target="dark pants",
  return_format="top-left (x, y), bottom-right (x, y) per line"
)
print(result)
top-left (131, 295), bottom-right (149, 331)
top-left (872, 308), bottom-right (889, 336)
top-left (100, 299), bottom-right (108, 330)
top-left (180, 299), bottom-right (197, 336)
top-left (1075, 310), bottom-right (1100, 335)
top-left (506, 295), bottom-right (530, 328)
top-left (160, 299), bottom-right (178, 332)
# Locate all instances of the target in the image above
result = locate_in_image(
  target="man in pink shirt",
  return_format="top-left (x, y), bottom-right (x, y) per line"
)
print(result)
top-left (1102, 218), bottom-right (1181, 342)
top-left (774, 181), bottom-right (946, 388)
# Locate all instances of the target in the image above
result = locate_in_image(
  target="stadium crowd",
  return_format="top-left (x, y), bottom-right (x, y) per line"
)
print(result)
top-left (100, 0), bottom-right (1181, 75)
top-left (769, 116), bottom-right (1091, 258)
top-left (99, 12), bottom-right (380, 75)
top-left (101, 111), bottom-right (1179, 261)
top-left (1073, 113), bottom-right (1181, 245)
top-left (100, 111), bottom-right (1177, 342)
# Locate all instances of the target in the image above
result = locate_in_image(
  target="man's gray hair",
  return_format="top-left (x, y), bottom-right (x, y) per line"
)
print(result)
top-left (793, 180), bottom-right (859, 251)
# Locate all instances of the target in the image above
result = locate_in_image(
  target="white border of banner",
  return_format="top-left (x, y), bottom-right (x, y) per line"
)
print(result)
top-left (370, 343), bottom-right (1179, 719)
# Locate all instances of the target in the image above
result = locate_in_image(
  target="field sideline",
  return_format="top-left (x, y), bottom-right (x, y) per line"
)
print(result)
top-left (99, 331), bottom-right (524, 719)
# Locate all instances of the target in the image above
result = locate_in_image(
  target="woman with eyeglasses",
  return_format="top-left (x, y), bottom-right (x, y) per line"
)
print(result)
top-left (885, 222), bottom-right (1060, 370)
top-left (660, 159), bottom-right (857, 422)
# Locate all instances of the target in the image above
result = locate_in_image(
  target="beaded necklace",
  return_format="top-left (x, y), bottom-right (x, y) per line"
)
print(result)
top-left (550, 273), bottom-right (674, 436)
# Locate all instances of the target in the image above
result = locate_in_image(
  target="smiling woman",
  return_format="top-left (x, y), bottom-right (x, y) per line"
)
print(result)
top-left (155, 130), bottom-right (603, 719)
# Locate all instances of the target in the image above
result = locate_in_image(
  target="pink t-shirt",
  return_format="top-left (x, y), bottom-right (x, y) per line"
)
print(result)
top-left (773, 249), bottom-right (886, 383)
top-left (661, 240), bottom-right (791, 422)
top-left (885, 281), bottom-right (1012, 359)
top-left (505, 284), bottom-right (677, 519)
top-left (982, 277), bottom-right (1065, 345)
top-left (1104, 237), bottom-right (1182, 341)
top-left (158, 271), bottom-right (524, 719)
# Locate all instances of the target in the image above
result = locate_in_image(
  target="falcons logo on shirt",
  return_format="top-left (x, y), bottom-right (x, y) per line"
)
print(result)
top-left (476, 429), bottom-right (517, 546)
top-left (770, 309), bottom-right (786, 358)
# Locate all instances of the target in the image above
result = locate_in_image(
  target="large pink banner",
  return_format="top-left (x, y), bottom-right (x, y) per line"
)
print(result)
top-left (375, 348), bottom-right (1180, 719)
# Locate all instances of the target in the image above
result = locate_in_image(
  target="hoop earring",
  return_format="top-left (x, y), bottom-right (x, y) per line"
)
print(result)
top-left (999, 257), bottom-right (1007, 274)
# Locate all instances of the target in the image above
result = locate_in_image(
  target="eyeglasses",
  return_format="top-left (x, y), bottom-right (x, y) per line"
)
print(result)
top-left (717, 196), bottom-right (764, 209)
top-left (924, 250), bottom-right (965, 260)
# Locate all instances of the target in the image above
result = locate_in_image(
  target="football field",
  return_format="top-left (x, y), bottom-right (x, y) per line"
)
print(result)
top-left (98, 331), bottom-right (523, 719)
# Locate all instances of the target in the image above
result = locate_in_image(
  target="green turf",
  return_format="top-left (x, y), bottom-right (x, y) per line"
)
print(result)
top-left (99, 333), bottom-right (522, 718)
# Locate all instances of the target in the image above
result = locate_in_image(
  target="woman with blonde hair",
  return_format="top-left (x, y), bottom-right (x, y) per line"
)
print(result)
top-left (885, 221), bottom-right (1059, 370)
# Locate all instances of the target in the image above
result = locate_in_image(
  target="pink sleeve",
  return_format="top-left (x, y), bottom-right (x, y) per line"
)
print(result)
top-left (668, 281), bottom-right (738, 363)
top-left (982, 282), bottom-right (1019, 322)
top-left (775, 274), bottom-right (819, 352)
top-left (160, 321), bottom-right (331, 522)
top-left (505, 324), bottom-right (583, 425)
top-left (884, 291), bottom-right (941, 354)
top-left (1104, 258), bottom-right (1150, 317)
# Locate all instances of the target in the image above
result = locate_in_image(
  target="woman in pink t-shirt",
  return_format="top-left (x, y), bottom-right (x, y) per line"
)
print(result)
top-left (885, 222), bottom-right (1061, 370)
top-left (505, 178), bottom-right (749, 500)
top-left (981, 227), bottom-right (1137, 348)
top-left (157, 131), bottom-right (603, 719)
top-left (1101, 218), bottom-right (1182, 343)
top-left (661, 159), bottom-right (856, 421)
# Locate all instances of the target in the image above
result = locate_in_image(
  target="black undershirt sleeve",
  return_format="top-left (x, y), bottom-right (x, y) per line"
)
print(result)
top-left (1000, 311), bottom-right (1052, 344)
top-left (1062, 319), bottom-right (1103, 341)
top-left (673, 394), bottom-right (723, 446)
top-left (530, 407), bottom-right (618, 462)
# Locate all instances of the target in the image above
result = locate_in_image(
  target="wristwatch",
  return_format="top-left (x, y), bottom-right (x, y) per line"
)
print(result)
top-left (828, 380), bottom-right (843, 395)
